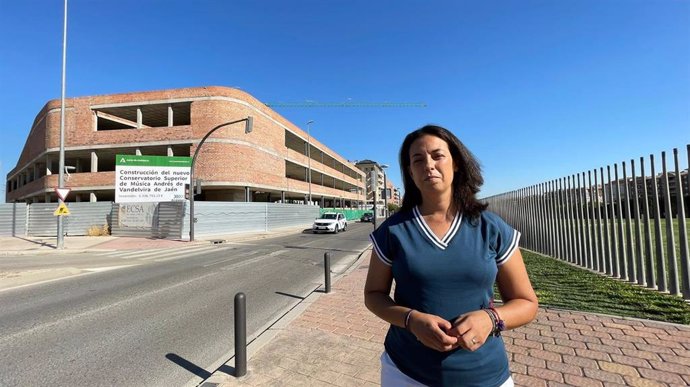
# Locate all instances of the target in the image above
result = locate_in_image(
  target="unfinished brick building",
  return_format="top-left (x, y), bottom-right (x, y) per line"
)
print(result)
top-left (5, 86), bottom-right (365, 206)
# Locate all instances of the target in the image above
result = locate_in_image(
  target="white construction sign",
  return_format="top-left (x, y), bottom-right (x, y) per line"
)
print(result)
top-left (115, 154), bottom-right (192, 203)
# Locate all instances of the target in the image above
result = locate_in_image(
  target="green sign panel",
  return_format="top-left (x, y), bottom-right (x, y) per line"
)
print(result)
top-left (116, 154), bottom-right (192, 167)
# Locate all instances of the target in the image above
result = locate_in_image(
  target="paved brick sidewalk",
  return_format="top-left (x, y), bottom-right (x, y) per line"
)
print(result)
top-left (210, 255), bottom-right (690, 387)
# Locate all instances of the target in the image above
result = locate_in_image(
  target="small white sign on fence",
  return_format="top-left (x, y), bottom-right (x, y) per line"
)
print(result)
top-left (118, 203), bottom-right (156, 228)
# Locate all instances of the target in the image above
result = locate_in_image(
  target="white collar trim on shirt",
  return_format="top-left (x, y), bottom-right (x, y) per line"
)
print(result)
top-left (412, 206), bottom-right (462, 250)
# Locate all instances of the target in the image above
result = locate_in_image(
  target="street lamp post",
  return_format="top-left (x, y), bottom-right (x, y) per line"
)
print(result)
top-left (306, 120), bottom-right (314, 205)
top-left (381, 164), bottom-right (389, 219)
top-left (57, 0), bottom-right (68, 249)
top-left (189, 116), bottom-right (253, 242)
top-left (370, 169), bottom-right (378, 228)
top-left (363, 179), bottom-right (368, 212)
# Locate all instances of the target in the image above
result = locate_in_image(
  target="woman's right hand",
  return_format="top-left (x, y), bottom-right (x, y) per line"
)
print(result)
top-left (407, 310), bottom-right (458, 352)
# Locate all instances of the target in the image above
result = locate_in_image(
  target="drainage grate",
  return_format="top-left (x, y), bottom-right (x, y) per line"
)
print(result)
top-left (209, 239), bottom-right (226, 245)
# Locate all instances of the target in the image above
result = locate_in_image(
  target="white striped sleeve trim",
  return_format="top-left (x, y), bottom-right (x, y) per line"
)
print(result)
top-left (369, 233), bottom-right (392, 266)
top-left (496, 230), bottom-right (521, 266)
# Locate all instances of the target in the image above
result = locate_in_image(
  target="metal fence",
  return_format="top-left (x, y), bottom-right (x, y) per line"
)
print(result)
top-left (110, 202), bottom-right (187, 239)
top-left (0, 203), bottom-right (27, 237)
top-left (187, 202), bottom-right (319, 238)
top-left (0, 201), bottom-right (319, 240)
top-left (485, 144), bottom-right (690, 299)
top-left (1, 202), bottom-right (111, 237)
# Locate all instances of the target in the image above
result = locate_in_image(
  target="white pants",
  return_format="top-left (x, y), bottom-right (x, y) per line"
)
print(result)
top-left (380, 351), bottom-right (514, 387)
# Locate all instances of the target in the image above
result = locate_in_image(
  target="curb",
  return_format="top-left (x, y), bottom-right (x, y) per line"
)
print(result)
top-left (0, 226), bottom-right (308, 257)
top-left (0, 248), bottom-right (103, 257)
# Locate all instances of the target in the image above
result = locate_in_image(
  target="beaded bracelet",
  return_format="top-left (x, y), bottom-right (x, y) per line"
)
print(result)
top-left (488, 307), bottom-right (505, 336)
top-left (483, 308), bottom-right (497, 333)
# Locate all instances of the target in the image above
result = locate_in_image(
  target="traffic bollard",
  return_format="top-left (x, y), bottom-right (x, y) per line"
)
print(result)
top-left (234, 292), bottom-right (247, 377)
top-left (324, 252), bottom-right (331, 294)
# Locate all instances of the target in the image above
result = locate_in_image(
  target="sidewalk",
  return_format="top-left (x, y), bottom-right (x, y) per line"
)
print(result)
top-left (204, 254), bottom-right (690, 387)
top-left (0, 235), bottom-right (117, 255)
top-left (0, 226), bottom-right (309, 255)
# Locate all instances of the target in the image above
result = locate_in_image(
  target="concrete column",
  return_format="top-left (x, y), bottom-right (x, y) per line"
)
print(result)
top-left (136, 148), bottom-right (142, 156)
top-left (90, 192), bottom-right (97, 202)
top-left (245, 186), bottom-right (251, 202)
top-left (321, 197), bottom-right (325, 208)
top-left (91, 152), bottom-right (98, 173)
top-left (281, 191), bottom-right (285, 202)
top-left (46, 157), bottom-right (53, 175)
top-left (75, 158), bottom-right (81, 173)
top-left (137, 107), bottom-right (142, 129)
top-left (75, 194), bottom-right (81, 202)
top-left (45, 193), bottom-right (50, 203)
top-left (168, 104), bottom-right (173, 127)
top-left (167, 146), bottom-right (174, 157)
top-left (33, 164), bottom-right (38, 182)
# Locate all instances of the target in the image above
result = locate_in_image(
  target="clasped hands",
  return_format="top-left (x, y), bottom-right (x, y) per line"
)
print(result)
top-left (407, 310), bottom-right (493, 352)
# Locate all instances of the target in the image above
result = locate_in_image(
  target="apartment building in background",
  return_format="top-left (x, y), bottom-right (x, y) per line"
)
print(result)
top-left (5, 86), bottom-right (365, 207)
top-left (354, 159), bottom-right (400, 213)
top-left (392, 186), bottom-right (402, 206)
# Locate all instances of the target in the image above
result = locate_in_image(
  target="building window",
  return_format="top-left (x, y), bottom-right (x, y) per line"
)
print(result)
top-left (94, 102), bottom-right (191, 131)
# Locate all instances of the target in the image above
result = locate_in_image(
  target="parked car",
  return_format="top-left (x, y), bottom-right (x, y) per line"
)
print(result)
top-left (360, 212), bottom-right (373, 222)
top-left (312, 212), bottom-right (347, 233)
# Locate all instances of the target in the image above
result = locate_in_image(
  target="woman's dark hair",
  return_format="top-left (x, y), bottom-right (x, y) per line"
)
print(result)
top-left (399, 125), bottom-right (488, 219)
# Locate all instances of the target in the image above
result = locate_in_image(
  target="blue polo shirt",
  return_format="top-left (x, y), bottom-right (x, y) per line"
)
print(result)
top-left (370, 207), bottom-right (520, 387)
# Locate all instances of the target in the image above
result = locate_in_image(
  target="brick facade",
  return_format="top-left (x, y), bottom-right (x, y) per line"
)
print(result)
top-left (6, 86), bottom-right (365, 206)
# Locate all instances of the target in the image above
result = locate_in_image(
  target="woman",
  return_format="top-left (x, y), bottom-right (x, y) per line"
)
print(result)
top-left (364, 125), bottom-right (538, 387)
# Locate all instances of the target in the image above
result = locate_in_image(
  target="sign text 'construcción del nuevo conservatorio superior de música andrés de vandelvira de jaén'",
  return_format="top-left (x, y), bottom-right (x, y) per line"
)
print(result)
top-left (115, 154), bottom-right (192, 203)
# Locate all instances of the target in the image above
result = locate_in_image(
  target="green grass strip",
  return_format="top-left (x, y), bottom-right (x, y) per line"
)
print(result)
top-left (521, 249), bottom-right (690, 325)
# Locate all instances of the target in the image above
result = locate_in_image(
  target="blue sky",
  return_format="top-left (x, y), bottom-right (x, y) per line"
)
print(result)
top-left (1, 0), bottom-right (688, 202)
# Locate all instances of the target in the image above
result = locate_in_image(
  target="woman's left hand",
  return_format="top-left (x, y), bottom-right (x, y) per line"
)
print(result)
top-left (445, 310), bottom-right (493, 351)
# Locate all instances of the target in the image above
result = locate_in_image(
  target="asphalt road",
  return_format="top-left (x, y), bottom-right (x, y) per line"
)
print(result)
top-left (0, 223), bottom-right (373, 386)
